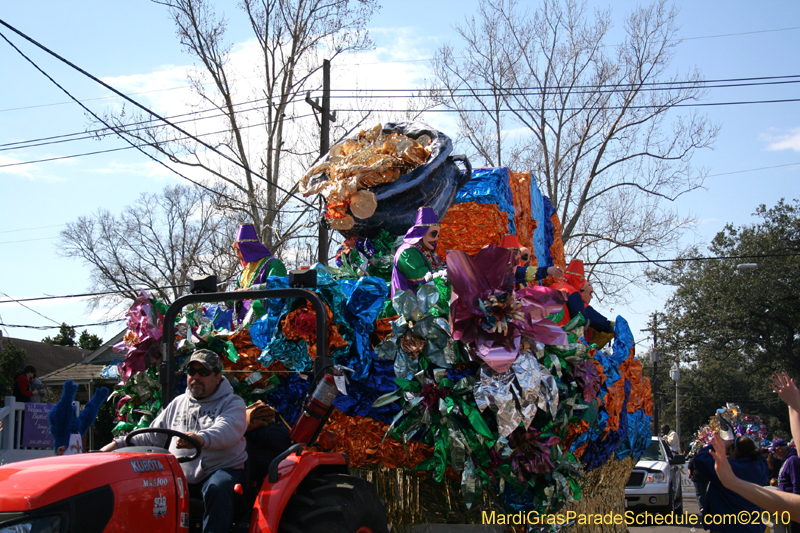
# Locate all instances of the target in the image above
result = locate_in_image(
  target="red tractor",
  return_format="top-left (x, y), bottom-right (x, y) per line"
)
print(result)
top-left (0, 277), bottom-right (389, 533)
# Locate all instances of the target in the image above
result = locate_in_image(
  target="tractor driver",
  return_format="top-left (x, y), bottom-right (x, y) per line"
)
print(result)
top-left (101, 350), bottom-right (247, 533)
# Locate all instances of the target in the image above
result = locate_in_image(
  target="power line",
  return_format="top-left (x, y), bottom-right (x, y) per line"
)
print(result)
top-left (707, 162), bottom-right (800, 178)
top-left (327, 97), bottom-right (800, 114)
top-left (324, 74), bottom-right (800, 92)
top-left (326, 78), bottom-right (800, 98)
top-left (0, 94), bottom-right (312, 152)
top-left (1, 252), bottom-right (796, 305)
top-left (0, 286), bottom-right (187, 305)
top-left (681, 25), bottom-right (800, 41)
top-left (0, 236), bottom-right (59, 245)
top-left (0, 223), bottom-right (66, 234)
top-left (0, 29), bottom-right (260, 212)
top-left (5, 73), bottom-right (800, 155)
top-left (0, 319), bottom-right (125, 330)
top-left (589, 253), bottom-right (800, 266)
top-left (0, 18), bottom-right (317, 210)
top-left (0, 112), bottom-right (318, 170)
top-left (0, 290), bottom-right (60, 324)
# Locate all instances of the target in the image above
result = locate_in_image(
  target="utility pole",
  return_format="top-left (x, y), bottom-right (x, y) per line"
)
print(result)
top-left (644, 313), bottom-right (661, 436)
top-left (670, 362), bottom-right (681, 453)
top-left (306, 59), bottom-right (336, 265)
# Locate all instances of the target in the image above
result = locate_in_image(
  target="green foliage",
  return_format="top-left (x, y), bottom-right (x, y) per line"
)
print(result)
top-left (78, 330), bottom-right (103, 351)
top-left (649, 198), bottom-right (800, 439)
top-left (42, 323), bottom-right (77, 347)
top-left (0, 341), bottom-right (28, 405)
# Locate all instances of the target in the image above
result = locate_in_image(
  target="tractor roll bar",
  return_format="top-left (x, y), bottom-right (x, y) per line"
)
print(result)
top-left (160, 289), bottom-right (329, 405)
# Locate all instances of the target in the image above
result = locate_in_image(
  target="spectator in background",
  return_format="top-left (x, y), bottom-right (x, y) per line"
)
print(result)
top-left (700, 373), bottom-right (800, 527)
top-left (694, 434), bottom-right (769, 533)
top-left (662, 424), bottom-right (679, 453)
top-left (689, 450), bottom-right (710, 512)
top-left (13, 365), bottom-right (39, 403)
top-left (29, 374), bottom-right (46, 403)
top-left (777, 434), bottom-right (800, 532)
top-left (771, 439), bottom-right (788, 479)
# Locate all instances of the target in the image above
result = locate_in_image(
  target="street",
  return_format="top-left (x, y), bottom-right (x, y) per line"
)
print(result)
top-left (629, 498), bottom-right (701, 533)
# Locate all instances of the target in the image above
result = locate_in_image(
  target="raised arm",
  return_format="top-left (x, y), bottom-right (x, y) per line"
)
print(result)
top-left (773, 371), bottom-right (800, 447)
top-left (708, 432), bottom-right (800, 522)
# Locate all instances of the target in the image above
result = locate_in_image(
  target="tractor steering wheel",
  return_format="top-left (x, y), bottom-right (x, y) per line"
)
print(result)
top-left (125, 427), bottom-right (202, 464)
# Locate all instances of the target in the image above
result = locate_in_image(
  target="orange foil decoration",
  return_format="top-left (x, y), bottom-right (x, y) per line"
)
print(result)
top-left (602, 377), bottom-right (626, 435)
top-left (564, 419), bottom-right (590, 449)
top-left (325, 409), bottom-right (433, 469)
top-left (620, 349), bottom-right (653, 416)
top-left (541, 211), bottom-right (567, 287)
top-left (509, 171), bottom-right (538, 267)
top-left (372, 317), bottom-right (395, 345)
top-left (437, 202), bottom-right (509, 259)
top-left (282, 301), bottom-right (348, 360)
top-left (222, 329), bottom-right (270, 387)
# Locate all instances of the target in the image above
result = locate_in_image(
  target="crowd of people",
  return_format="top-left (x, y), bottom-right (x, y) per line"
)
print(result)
top-left (675, 371), bottom-right (800, 533)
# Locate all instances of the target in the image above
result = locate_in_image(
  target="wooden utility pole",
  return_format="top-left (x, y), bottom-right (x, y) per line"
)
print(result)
top-left (306, 59), bottom-right (336, 265)
top-left (649, 313), bottom-right (661, 436)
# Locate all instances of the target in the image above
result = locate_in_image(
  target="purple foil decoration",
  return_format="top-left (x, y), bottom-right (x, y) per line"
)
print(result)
top-left (447, 245), bottom-right (567, 372)
top-left (573, 359), bottom-right (602, 402)
top-left (508, 426), bottom-right (561, 477)
top-left (112, 290), bottom-right (163, 382)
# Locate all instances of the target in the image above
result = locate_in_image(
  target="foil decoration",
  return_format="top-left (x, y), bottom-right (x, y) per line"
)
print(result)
top-left (460, 457), bottom-right (479, 509)
top-left (448, 245), bottom-right (567, 373)
top-left (299, 124), bottom-right (432, 221)
top-left (473, 352), bottom-right (560, 438)
top-left (375, 283), bottom-right (454, 378)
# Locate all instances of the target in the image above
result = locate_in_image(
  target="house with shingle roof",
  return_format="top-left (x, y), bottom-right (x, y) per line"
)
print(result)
top-left (39, 330), bottom-right (126, 402)
top-left (0, 333), bottom-right (90, 380)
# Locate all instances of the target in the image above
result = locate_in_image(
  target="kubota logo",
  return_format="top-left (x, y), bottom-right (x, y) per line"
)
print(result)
top-left (131, 460), bottom-right (165, 473)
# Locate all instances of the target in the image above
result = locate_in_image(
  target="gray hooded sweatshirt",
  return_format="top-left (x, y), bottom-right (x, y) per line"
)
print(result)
top-left (114, 377), bottom-right (247, 484)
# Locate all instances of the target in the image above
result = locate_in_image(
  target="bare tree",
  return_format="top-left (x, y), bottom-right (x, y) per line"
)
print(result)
top-left (94, 0), bottom-right (379, 258)
top-left (431, 0), bottom-right (718, 299)
top-left (59, 184), bottom-right (242, 311)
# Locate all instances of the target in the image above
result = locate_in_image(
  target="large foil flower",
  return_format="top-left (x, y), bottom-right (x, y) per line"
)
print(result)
top-left (113, 290), bottom-right (164, 381)
top-left (375, 282), bottom-right (455, 379)
top-left (448, 245), bottom-right (567, 373)
top-left (473, 352), bottom-right (560, 438)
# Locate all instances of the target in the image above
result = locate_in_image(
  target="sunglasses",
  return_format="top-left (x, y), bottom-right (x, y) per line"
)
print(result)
top-left (520, 254), bottom-right (530, 260)
top-left (186, 367), bottom-right (214, 377)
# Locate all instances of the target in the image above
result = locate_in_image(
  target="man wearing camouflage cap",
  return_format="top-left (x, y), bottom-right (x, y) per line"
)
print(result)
top-left (101, 349), bottom-right (247, 533)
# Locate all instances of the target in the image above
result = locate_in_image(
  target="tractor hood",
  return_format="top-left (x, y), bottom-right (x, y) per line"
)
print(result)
top-left (0, 452), bottom-right (179, 511)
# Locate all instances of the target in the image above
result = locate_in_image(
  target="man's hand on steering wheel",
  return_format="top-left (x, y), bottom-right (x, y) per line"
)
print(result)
top-left (176, 432), bottom-right (204, 449)
top-left (124, 427), bottom-right (202, 463)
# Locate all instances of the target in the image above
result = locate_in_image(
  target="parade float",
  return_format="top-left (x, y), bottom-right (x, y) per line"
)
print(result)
top-left (690, 405), bottom-right (769, 453)
top-left (108, 122), bottom-right (653, 532)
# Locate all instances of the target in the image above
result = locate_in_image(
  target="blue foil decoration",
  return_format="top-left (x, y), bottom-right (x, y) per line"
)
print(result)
top-left (261, 337), bottom-right (312, 372)
top-left (267, 373), bottom-right (311, 426)
top-left (542, 196), bottom-right (555, 267)
top-left (248, 276), bottom-right (291, 349)
top-left (454, 167), bottom-right (516, 234)
top-left (340, 276), bottom-right (389, 381)
top-left (202, 304), bottom-right (233, 331)
top-left (530, 177), bottom-right (547, 267)
top-left (333, 358), bottom-right (402, 424)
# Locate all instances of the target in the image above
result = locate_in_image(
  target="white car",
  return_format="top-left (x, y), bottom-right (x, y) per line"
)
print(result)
top-left (625, 436), bottom-right (684, 513)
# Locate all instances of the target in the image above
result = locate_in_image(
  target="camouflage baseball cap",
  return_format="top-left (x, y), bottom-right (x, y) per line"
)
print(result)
top-left (187, 349), bottom-right (222, 372)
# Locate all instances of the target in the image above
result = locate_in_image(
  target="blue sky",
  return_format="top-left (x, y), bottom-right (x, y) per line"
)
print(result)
top-left (1, 1), bottom-right (798, 349)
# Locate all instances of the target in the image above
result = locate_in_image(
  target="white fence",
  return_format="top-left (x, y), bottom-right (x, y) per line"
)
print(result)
top-left (0, 396), bottom-right (54, 464)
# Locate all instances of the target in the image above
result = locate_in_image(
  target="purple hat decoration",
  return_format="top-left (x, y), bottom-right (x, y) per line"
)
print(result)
top-left (234, 224), bottom-right (272, 264)
top-left (402, 206), bottom-right (440, 246)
